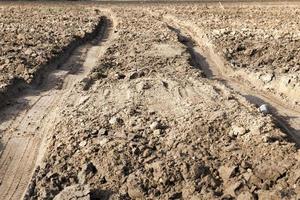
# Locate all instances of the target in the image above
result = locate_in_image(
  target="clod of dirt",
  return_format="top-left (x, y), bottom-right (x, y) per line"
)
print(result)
top-left (218, 165), bottom-right (238, 182)
top-left (126, 173), bottom-right (145, 199)
top-left (78, 162), bottom-right (97, 184)
top-left (53, 184), bottom-right (90, 200)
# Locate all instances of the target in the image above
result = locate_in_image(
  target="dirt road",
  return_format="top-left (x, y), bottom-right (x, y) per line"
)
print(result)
top-left (0, 16), bottom-right (113, 200)
top-left (0, 5), bottom-right (299, 199)
top-left (26, 7), bottom-right (300, 199)
top-left (160, 13), bottom-right (300, 146)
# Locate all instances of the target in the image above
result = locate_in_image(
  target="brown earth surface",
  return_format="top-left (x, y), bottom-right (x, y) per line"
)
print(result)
top-left (0, 5), bottom-right (102, 107)
top-left (0, 2), bottom-right (299, 200)
top-left (152, 3), bottom-right (300, 107)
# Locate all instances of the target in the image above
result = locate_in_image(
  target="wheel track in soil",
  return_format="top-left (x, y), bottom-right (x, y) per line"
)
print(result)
top-left (157, 13), bottom-right (300, 146)
top-left (0, 13), bottom-right (115, 200)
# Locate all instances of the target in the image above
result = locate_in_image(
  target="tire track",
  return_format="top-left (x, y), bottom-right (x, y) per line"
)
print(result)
top-left (161, 13), bottom-right (300, 146)
top-left (9, 138), bottom-right (39, 200)
top-left (0, 15), bottom-right (114, 200)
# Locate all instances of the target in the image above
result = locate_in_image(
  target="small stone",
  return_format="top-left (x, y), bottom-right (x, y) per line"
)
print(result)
top-left (24, 48), bottom-right (33, 55)
top-left (218, 165), bottom-right (237, 182)
top-left (142, 149), bottom-right (152, 158)
top-left (224, 181), bottom-right (243, 197)
top-left (242, 171), bottom-right (253, 182)
top-left (153, 129), bottom-right (161, 136)
top-left (136, 82), bottom-right (151, 91)
top-left (128, 71), bottom-right (139, 80)
top-left (79, 141), bottom-right (87, 147)
top-left (109, 116), bottom-right (123, 126)
top-left (15, 65), bottom-right (25, 75)
top-left (229, 125), bottom-right (246, 137)
top-left (249, 174), bottom-right (262, 187)
top-left (132, 147), bottom-right (140, 155)
top-left (91, 129), bottom-right (98, 135)
top-left (259, 104), bottom-right (270, 114)
top-left (150, 121), bottom-right (161, 130)
top-left (99, 138), bottom-right (109, 146)
top-left (259, 73), bottom-right (274, 83)
top-left (17, 34), bottom-right (25, 40)
top-left (98, 128), bottom-right (107, 135)
top-left (115, 73), bottom-right (125, 79)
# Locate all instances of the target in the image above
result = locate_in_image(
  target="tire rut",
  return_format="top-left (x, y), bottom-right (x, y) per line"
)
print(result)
top-left (0, 15), bottom-right (114, 200)
top-left (162, 14), bottom-right (300, 146)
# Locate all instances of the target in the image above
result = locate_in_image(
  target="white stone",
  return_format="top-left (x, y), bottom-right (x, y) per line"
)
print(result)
top-left (259, 104), bottom-right (270, 114)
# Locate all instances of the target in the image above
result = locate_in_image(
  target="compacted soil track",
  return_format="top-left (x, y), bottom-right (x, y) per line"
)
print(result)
top-left (0, 16), bottom-right (113, 200)
top-left (160, 13), bottom-right (300, 146)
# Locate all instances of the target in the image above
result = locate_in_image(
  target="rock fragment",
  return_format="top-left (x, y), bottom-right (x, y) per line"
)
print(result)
top-left (259, 104), bottom-right (270, 114)
top-left (218, 165), bottom-right (237, 182)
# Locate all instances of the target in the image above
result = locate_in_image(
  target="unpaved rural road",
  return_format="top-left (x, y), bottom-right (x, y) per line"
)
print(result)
top-left (0, 7), bottom-right (299, 199)
top-left (0, 15), bottom-right (114, 200)
top-left (161, 13), bottom-right (300, 145)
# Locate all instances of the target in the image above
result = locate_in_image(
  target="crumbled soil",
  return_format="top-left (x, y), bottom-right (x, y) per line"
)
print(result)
top-left (0, 2), bottom-right (299, 200)
top-left (0, 5), bottom-right (101, 96)
top-left (27, 6), bottom-right (300, 200)
top-left (155, 4), bottom-right (300, 106)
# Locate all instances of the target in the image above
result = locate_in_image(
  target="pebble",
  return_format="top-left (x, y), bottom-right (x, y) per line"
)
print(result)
top-left (128, 71), bottom-right (139, 79)
top-left (99, 138), bottom-right (109, 146)
top-left (79, 141), bottom-right (87, 147)
top-left (114, 72), bottom-right (126, 79)
top-left (259, 104), bottom-right (270, 114)
top-left (229, 125), bottom-right (246, 137)
top-left (98, 128), bottom-right (107, 135)
top-left (109, 116), bottom-right (123, 126)
top-left (153, 129), bottom-right (161, 136)
top-left (150, 121), bottom-right (161, 130)
top-left (259, 73), bottom-right (274, 83)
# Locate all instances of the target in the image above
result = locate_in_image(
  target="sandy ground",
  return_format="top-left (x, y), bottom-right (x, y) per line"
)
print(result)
top-left (0, 2), bottom-right (299, 200)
